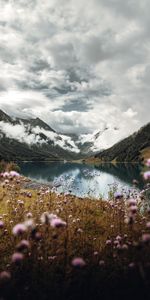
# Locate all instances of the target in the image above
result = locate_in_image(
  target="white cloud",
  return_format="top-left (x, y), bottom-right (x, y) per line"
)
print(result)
top-left (0, 120), bottom-right (80, 153)
top-left (0, 0), bottom-right (149, 141)
top-left (0, 121), bottom-right (43, 145)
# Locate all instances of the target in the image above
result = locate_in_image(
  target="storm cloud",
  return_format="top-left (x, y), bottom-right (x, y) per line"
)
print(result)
top-left (0, 0), bottom-right (149, 137)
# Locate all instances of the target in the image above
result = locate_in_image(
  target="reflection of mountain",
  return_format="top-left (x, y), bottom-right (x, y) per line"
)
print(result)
top-left (19, 162), bottom-right (144, 195)
top-left (94, 163), bottom-right (144, 189)
top-left (19, 162), bottom-right (89, 182)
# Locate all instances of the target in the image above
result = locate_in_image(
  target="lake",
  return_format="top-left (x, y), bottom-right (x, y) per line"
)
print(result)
top-left (19, 161), bottom-right (145, 199)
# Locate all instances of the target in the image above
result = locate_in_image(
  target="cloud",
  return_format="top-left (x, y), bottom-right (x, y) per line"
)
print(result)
top-left (0, 0), bottom-right (149, 140)
top-left (0, 121), bottom-right (43, 145)
top-left (0, 120), bottom-right (80, 152)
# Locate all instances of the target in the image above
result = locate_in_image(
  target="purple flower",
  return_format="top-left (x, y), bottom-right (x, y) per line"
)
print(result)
top-left (12, 223), bottom-right (26, 236)
top-left (143, 171), bottom-right (150, 181)
top-left (146, 222), bottom-right (150, 229)
top-left (128, 262), bottom-right (135, 268)
top-left (114, 192), bottom-right (123, 199)
top-left (9, 171), bottom-right (20, 177)
top-left (128, 199), bottom-right (137, 206)
top-left (0, 271), bottom-right (11, 282)
top-left (142, 233), bottom-right (150, 243)
top-left (129, 205), bottom-right (137, 214)
top-left (0, 221), bottom-right (4, 228)
top-left (145, 159), bottom-right (150, 167)
top-left (71, 257), bottom-right (86, 268)
top-left (11, 252), bottom-right (24, 264)
top-left (2, 172), bottom-right (10, 178)
top-left (50, 218), bottom-right (66, 228)
top-left (116, 235), bottom-right (122, 241)
top-left (106, 239), bottom-right (112, 245)
top-left (16, 240), bottom-right (30, 252)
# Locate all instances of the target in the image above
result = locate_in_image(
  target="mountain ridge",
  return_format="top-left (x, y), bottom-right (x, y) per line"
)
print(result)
top-left (88, 123), bottom-right (150, 163)
top-left (0, 109), bottom-right (149, 162)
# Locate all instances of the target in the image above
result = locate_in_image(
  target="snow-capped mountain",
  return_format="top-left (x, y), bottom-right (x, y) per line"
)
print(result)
top-left (0, 109), bottom-right (124, 161)
top-left (77, 127), bottom-right (123, 154)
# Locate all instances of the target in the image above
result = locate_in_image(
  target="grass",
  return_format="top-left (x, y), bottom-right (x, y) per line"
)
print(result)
top-left (0, 172), bottom-right (150, 300)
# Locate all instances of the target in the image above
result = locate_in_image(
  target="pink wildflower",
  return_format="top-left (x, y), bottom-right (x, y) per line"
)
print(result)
top-left (9, 171), bottom-right (20, 177)
top-left (12, 223), bottom-right (26, 236)
top-left (145, 159), bottom-right (150, 167)
top-left (0, 271), bottom-right (11, 282)
top-left (50, 218), bottom-right (66, 228)
top-left (0, 221), bottom-right (4, 228)
top-left (114, 192), bottom-right (123, 199)
top-left (71, 257), bottom-right (86, 268)
top-left (11, 252), bottom-right (24, 264)
top-left (142, 233), bottom-right (150, 243)
top-left (16, 240), bottom-right (30, 252)
top-left (143, 171), bottom-right (150, 181)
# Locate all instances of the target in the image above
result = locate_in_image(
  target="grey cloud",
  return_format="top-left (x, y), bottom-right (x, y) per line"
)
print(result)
top-left (58, 98), bottom-right (92, 112)
top-left (0, 0), bottom-right (149, 137)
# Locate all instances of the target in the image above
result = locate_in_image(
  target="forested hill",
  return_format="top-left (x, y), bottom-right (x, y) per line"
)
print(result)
top-left (92, 123), bottom-right (150, 162)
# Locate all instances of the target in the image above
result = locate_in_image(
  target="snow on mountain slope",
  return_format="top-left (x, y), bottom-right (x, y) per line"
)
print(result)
top-left (0, 110), bottom-right (130, 156)
top-left (0, 120), bottom-right (80, 153)
top-left (78, 127), bottom-right (128, 152)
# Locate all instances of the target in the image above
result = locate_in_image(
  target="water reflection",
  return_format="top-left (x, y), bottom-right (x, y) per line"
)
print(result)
top-left (19, 162), bottom-right (145, 198)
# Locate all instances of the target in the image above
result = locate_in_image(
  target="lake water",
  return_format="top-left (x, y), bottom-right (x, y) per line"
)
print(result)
top-left (19, 161), bottom-right (145, 199)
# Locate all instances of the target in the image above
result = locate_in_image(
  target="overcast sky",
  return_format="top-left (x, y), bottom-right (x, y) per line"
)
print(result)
top-left (0, 0), bottom-right (149, 136)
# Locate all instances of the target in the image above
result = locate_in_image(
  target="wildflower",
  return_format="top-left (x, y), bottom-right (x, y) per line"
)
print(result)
top-left (128, 262), bottom-right (135, 268)
top-left (94, 251), bottom-right (99, 256)
top-left (9, 171), bottom-right (20, 177)
top-left (71, 257), bottom-right (86, 268)
top-left (125, 215), bottom-right (135, 225)
top-left (0, 221), bottom-right (4, 228)
top-left (12, 223), bottom-right (26, 236)
top-left (142, 233), bottom-right (150, 243)
top-left (146, 222), bottom-right (150, 229)
top-left (106, 239), bottom-right (111, 245)
top-left (2, 172), bottom-right (9, 178)
top-left (26, 212), bottom-right (33, 218)
top-left (143, 171), bottom-right (150, 181)
top-left (129, 205), bottom-right (137, 214)
top-left (133, 179), bottom-right (138, 185)
top-left (122, 244), bottom-right (128, 250)
top-left (16, 240), bottom-right (30, 252)
top-left (34, 232), bottom-right (42, 241)
top-left (24, 219), bottom-right (34, 229)
top-left (99, 260), bottom-right (105, 266)
top-left (145, 159), bottom-right (150, 167)
top-left (0, 271), bottom-right (11, 283)
top-left (11, 252), bottom-right (24, 264)
top-left (50, 217), bottom-right (66, 228)
top-left (116, 235), bottom-right (122, 241)
top-left (128, 199), bottom-right (137, 206)
top-left (114, 192), bottom-right (123, 199)
top-left (40, 212), bottom-right (51, 224)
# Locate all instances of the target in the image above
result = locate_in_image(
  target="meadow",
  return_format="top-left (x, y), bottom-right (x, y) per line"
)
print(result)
top-left (0, 162), bottom-right (150, 300)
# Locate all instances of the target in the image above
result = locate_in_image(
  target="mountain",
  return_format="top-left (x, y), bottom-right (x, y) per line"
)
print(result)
top-left (0, 109), bottom-right (149, 162)
top-left (76, 126), bottom-right (123, 155)
top-left (0, 110), bottom-right (81, 161)
top-left (89, 123), bottom-right (150, 163)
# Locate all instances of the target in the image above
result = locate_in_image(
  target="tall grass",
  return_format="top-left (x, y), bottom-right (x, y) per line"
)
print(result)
top-left (0, 166), bottom-right (150, 300)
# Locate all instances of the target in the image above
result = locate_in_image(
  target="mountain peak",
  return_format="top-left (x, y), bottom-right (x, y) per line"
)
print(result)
top-left (28, 117), bottom-right (55, 132)
top-left (0, 109), bottom-right (12, 123)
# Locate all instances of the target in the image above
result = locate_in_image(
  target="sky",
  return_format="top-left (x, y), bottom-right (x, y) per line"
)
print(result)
top-left (0, 0), bottom-right (149, 138)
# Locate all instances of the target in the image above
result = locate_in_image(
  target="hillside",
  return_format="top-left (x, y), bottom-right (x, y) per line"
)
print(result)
top-left (0, 110), bottom-right (81, 161)
top-left (90, 123), bottom-right (150, 163)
